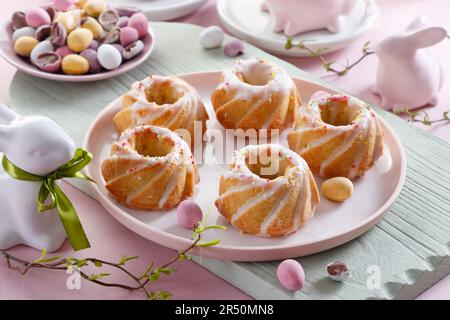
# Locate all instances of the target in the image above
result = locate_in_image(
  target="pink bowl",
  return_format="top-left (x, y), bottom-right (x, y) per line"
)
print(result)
top-left (0, 13), bottom-right (155, 82)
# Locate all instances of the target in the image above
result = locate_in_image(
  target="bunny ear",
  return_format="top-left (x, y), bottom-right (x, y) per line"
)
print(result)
top-left (406, 27), bottom-right (447, 49)
top-left (0, 104), bottom-right (18, 123)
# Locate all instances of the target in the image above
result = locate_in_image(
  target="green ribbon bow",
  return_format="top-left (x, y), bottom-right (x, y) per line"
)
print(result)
top-left (2, 148), bottom-right (94, 251)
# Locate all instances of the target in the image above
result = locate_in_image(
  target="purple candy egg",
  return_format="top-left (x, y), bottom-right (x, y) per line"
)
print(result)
top-left (54, 0), bottom-right (76, 12)
top-left (88, 39), bottom-right (99, 51)
top-left (276, 260), bottom-right (305, 292)
top-left (116, 6), bottom-right (141, 17)
top-left (81, 48), bottom-right (101, 73)
top-left (118, 16), bottom-right (130, 28)
top-left (176, 200), bottom-right (203, 229)
top-left (111, 43), bottom-right (124, 54)
top-left (224, 39), bottom-right (245, 57)
top-left (55, 46), bottom-right (73, 59)
top-left (25, 8), bottom-right (51, 29)
top-left (127, 12), bottom-right (148, 38)
top-left (35, 52), bottom-right (61, 73)
top-left (120, 26), bottom-right (139, 47)
top-left (50, 22), bottom-right (67, 47)
top-left (12, 11), bottom-right (27, 30)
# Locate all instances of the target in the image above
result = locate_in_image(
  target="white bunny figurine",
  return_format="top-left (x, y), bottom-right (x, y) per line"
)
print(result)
top-left (262, 0), bottom-right (358, 36)
top-left (374, 16), bottom-right (447, 111)
top-left (0, 104), bottom-right (75, 252)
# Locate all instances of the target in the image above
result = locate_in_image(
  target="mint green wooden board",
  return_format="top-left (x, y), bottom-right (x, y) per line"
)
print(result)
top-left (9, 22), bottom-right (450, 300)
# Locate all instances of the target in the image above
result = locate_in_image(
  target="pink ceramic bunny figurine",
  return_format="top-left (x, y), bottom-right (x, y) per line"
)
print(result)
top-left (374, 16), bottom-right (447, 111)
top-left (262, 0), bottom-right (358, 36)
top-left (0, 104), bottom-right (75, 252)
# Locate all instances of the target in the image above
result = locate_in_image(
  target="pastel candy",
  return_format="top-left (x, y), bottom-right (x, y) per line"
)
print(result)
top-left (67, 28), bottom-right (93, 52)
top-left (198, 26), bottom-right (224, 49)
top-left (35, 24), bottom-right (51, 41)
top-left (176, 200), bottom-right (203, 229)
top-left (12, 27), bottom-right (36, 42)
top-left (12, 12), bottom-right (27, 30)
top-left (321, 177), bottom-right (353, 202)
top-left (54, 10), bottom-right (80, 32)
top-left (122, 40), bottom-right (144, 60)
top-left (50, 22), bottom-right (67, 46)
top-left (82, 17), bottom-right (104, 39)
top-left (55, 46), bottom-right (73, 59)
top-left (14, 36), bottom-right (39, 57)
top-left (116, 6), bottom-right (141, 17)
top-left (80, 48), bottom-right (101, 73)
top-left (30, 40), bottom-right (54, 65)
top-left (83, 0), bottom-right (107, 18)
top-left (99, 27), bottom-right (120, 44)
top-left (54, 0), bottom-right (77, 11)
top-left (99, 9), bottom-right (119, 31)
top-left (111, 43), bottom-right (124, 54)
top-left (276, 259), bottom-right (305, 291)
top-left (25, 8), bottom-right (51, 28)
top-left (118, 16), bottom-right (129, 28)
top-left (35, 52), bottom-right (62, 73)
top-left (88, 39), bottom-right (99, 50)
top-left (127, 12), bottom-right (148, 38)
top-left (97, 44), bottom-right (122, 70)
top-left (120, 26), bottom-right (139, 46)
top-left (224, 39), bottom-right (245, 57)
top-left (61, 54), bottom-right (89, 74)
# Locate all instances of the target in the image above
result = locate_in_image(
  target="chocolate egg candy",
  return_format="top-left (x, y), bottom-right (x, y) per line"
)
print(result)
top-left (118, 16), bottom-right (129, 28)
top-left (224, 39), bottom-right (245, 57)
top-left (98, 9), bottom-right (119, 31)
top-left (326, 261), bottom-right (351, 282)
top-left (83, 0), bottom-right (107, 18)
top-left (61, 54), bottom-right (89, 75)
top-left (35, 24), bottom-right (51, 41)
top-left (277, 260), bottom-right (305, 291)
top-left (25, 8), bottom-right (51, 29)
top-left (14, 36), bottom-right (39, 57)
top-left (45, 6), bottom-right (57, 20)
top-left (50, 22), bottom-right (67, 47)
top-left (88, 39), bottom-right (99, 50)
top-left (198, 26), bottom-right (224, 49)
top-left (127, 13), bottom-right (148, 38)
top-left (99, 27), bottom-right (120, 44)
top-left (81, 17), bottom-right (104, 39)
top-left (116, 6), bottom-right (141, 17)
top-left (55, 45), bottom-right (73, 59)
top-left (67, 28), bottom-right (93, 52)
top-left (120, 26), bottom-right (138, 47)
top-left (54, 0), bottom-right (77, 11)
top-left (176, 200), bottom-right (203, 229)
top-left (54, 10), bottom-right (79, 32)
top-left (12, 27), bottom-right (36, 42)
top-left (122, 40), bottom-right (144, 60)
top-left (97, 44), bottom-right (122, 70)
top-left (80, 48), bottom-right (101, 73)
top-left (30, 40), bottom-right (54, 65)
top-left (12, 12), bottom-right (27, 30)
top-left (35, 52), bottom-right (61, 73)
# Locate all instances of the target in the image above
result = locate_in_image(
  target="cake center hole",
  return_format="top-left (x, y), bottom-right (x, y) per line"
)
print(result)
top-left (145, 82), bottom-right (182, 105)
top-left (319, 99), bottom-right (360, 126)
top-left (134, 131), bottom-right (174, 157)
top-left (245, 150), bottom-right (290, 180)
top-left (241, 62), bottom-right (273, 86)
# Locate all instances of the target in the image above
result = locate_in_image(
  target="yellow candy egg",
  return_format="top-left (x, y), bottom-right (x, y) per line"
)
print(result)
top-left (81, 17), bottom-right (103, 39)
top-left (321, 177), bottom-right (354, 202)
top-left (54, 11), bottom-right (81, 32)
top-left (83, 0), bottom-right (107, 18)
top-left (62, 54), bottom-right (89, 75)
top-left (67, 28), bottom-right (93, 52)
top-left (14, 36), bottom-right (39, 57)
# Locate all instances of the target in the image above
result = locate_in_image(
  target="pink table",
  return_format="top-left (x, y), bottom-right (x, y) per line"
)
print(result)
top-left (0, 0), bottom-right (448, 300)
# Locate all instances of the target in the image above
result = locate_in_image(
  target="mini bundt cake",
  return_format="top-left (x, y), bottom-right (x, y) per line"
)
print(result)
top-left (288, 91), bottom-right (384, 180)
top-left (215, 144), bottom-right (320, 237)
top-left (211, 58), bottom-right (300, 134)
top-left (101, 125), bottom-right (199, 210)
top-left (113, 75), bottom-right (208, 147)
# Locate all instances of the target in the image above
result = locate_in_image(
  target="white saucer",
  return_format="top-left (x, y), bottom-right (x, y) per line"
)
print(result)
top-left (108, 0), bottom-right (208, 21)
top-left (217, 0), bottom-right (379, 57)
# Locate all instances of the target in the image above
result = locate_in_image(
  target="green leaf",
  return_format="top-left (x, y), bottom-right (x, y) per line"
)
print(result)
top-left (93, 260), bottom-right (102, 267)
top-left (158, 267), bottom-right (177, 275)
top-left (148, 270), bottom-right (160, 282)
top-left (202, 225), bottom-right (227, 231)
top-left (33, 248), bottom-right (47, 263)
top-left (179, 253), bottom-right (192, 261)
top-left (148, 290), bottom-right (173, 300)
top-left (88, 273), bottom-right (111, 281)
top-left (285, 37), bottom-right (293, 49)
top-left (196, 239), bottom-right (221, 247)
top-left (66, 258), bottom-right (88, 268)
top-left (118, 255), bottom-right (139, 266)
top-left (443, 111), bottom-right (449, 120)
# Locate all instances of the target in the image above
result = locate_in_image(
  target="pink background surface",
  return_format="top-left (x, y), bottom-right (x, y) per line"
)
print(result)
top-left (0, 0), bottom-right (448, 299)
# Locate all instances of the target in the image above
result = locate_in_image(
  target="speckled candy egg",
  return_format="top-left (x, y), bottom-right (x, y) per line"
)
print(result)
top-left (122, 40), bottom-right (144, 60)
top-left (83, 0), bottom-right (107, 18)
top-left (176, 200), bottom-right (203, 229)
top-left (67, 28), bottom-right (93, 52)
top-left (12, 27), bottom-right (36, 42)
top-left (61, 54), bottom-right (89, 75)
top-left (224, 39), bottom-right (245, 57)
top-left (120, 26), bottom-right (139, 46)
top-left (97, 44), bottom-right (122, 70)
top-left (81, 17), bottom-right (103, 39)
top-left (35, 52), bottom-right (61, 73)
top-left (127, 12), bottom-right (148, 38)
top-left (80, 48), bottom-right (101, 73)
top-left (55, 46), bottom-right (73, 59)
top-left (118, 16), bottom-right (129, 28)
top-left (321, 177), bottom-right (353, 202)
top-left (25, 8), bottom-right (51, 29)
top-left (98, 9), bottom-right (120, 31)
top-left (276, 259), bottom-right (305, 291)
top-left (14, 36), bottom-right (39, 57)
top-left (54, 0), bottom-right (77, 11)
top-left (198, 26), bottom-right (224, 49)
top-left (30, 40), bottom-right (54, 65)
top-left (12, 12), bottom-right (27, 30)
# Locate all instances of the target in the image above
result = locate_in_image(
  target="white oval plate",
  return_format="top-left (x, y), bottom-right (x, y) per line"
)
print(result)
top-left (108, 0), bottom-right (208, 21)
top-left (217, 0), bottom-right (379, 57)
top-left (84, 71), bottom-right (406, 261)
